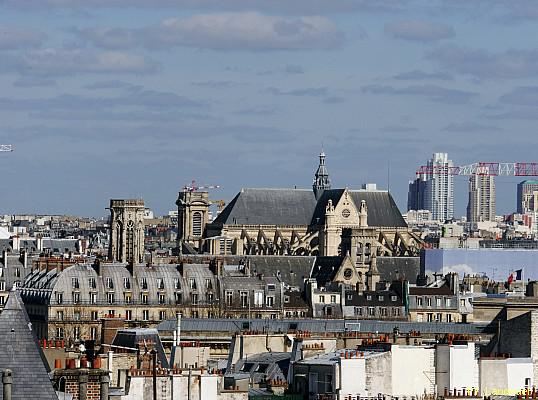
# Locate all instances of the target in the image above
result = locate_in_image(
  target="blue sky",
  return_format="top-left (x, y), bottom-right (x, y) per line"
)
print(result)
top-left (1, 1), bottom-right (538, 217)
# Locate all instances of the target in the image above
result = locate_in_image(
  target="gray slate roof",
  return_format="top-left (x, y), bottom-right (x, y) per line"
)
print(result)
top-left (377, 257), bottom-right (420, 284)
top-left (212, 188), bottom-right (317, 226)
top-left (349, 191), bottom-right (407, 228)
top-left (212, 188), bottom-right (407, 228)
top-left (0, 291), bottom-right (57, 400)
top-left (156, 317), bottom-right (488, 335)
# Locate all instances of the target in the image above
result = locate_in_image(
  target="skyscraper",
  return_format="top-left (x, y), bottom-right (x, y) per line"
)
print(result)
top-left (517, 180), bottom-right (538, 214)
top-left (407, 176), bottom-right (426, 211)
top-left (424, 153), bottom-right (454, 221)
top-left (467, 174), bottom-right (495, 223)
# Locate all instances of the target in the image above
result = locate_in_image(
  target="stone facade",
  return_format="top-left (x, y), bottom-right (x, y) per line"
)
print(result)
top-left (108, 199), bottom-right (145, 263)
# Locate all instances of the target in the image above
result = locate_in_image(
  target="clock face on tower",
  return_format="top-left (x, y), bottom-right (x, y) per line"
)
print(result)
top-left (341, 209), bottom-right (351, 218)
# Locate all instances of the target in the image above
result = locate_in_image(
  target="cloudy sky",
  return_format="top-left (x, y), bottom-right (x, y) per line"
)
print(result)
top-left (1, 0), bottom-right (537, 217)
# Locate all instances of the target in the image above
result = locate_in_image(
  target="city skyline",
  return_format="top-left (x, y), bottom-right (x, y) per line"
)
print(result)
top-left (1, 2), bottom-right (538, 216)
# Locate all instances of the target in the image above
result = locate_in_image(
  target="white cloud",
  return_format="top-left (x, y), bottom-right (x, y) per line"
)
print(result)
top-left (0, 48), bottom-right (159, 76)
top-left (76, 12), bottom-right (344, 51)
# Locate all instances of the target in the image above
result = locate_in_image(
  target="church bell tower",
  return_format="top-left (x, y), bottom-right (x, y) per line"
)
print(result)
top-left (313, 151), bottom-right (331, 199)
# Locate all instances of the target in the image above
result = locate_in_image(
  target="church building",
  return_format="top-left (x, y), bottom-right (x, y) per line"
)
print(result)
top-left (177, 152), bottom-right (422, 274)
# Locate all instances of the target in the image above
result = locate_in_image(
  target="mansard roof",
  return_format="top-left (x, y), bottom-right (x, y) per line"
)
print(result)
top-left (212, 187), bottom-right (407, 229)
top-left (212, 188), bottom-right (317, 226)
top-left (0, 291), bottom-right (58, 399)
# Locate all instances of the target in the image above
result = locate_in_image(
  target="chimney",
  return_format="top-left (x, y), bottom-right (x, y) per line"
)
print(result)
top-left (100, 374), bottom-right (110, 400)
top-left (19, 250), bottom-right (27, 269)
top-left (11, 236), bottom-right (20, 252)
top-left (78, 370), bottom-right (88, 400)
top-left (36, 235), bottom-right (44, 252)
top-left (2, 369), bottom-right (12, 400)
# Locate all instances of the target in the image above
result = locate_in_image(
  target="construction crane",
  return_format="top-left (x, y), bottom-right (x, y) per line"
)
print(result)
top-left (209, 199), bottom-right (226, 212)
top-left (182, 179), bottom-right (220, 192)
top-left (416, 162), bottom-right (538, 177)
top-left (0, 145), bottom-right (13, 152)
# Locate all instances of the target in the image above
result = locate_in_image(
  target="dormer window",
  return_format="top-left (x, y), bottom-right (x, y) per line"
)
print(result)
top-left (72, 277), bottom-right (80, 289)
top-left (106, 277), bottom-right (114, 289)
top-left (123, 277), bottom-right (131, 289)
top-left (366, 295), bottom-right (372, 301)
top-left (141, 277), bottom-right (148, 290)
top-left (174, 278), bottom-right (181, 290)
top-left (88, 277), bottom-right (96, 289)
top-left (157, 278), bottom-right (165, 290)
top-left (189, 278), bottom-right (196, 290)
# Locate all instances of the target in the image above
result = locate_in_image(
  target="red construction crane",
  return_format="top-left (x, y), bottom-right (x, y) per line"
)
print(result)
top-left (182, 179), bottom-right (220, 192)
top-left (416, 162), bottom-right (538, 177)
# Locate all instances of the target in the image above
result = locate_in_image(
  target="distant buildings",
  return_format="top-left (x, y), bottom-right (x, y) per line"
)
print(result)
top-left (408, 153), bottom-right (454, 222)
top-left (517, 180), bottom-right (538, 214)
top-left (467, 174), bottom-right (496, 223)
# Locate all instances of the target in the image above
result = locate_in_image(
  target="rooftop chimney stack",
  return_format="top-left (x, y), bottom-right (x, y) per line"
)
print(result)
top-left (2, 369), bottom-right (12, 400)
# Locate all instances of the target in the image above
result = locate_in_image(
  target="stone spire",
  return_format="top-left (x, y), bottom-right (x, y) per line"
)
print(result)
top-left (313, 150), bottom-right (331, 199)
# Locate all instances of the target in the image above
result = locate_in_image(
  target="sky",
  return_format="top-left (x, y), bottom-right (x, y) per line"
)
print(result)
top-left (1, 0), bottom-right (538, 217)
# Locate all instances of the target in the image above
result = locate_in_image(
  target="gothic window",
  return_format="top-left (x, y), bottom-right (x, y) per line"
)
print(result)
top-left (126, 220), bottom-right (135, 262)
top-left (192, 212), bottom-right (202, 236)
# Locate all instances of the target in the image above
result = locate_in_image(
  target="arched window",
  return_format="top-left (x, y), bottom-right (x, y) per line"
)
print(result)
top-left (192, 212), bottom-right (202, 236)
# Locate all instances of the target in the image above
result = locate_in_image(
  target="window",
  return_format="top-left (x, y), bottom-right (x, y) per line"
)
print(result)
top-left (319, 295), bottom-right (325, 303)
top-left (57, 311), bottom-right (64, 320)
top-left (0, 281), bottom-right (5, 291)
top-left (205, 278), bottom-right (212, 290)
top-left (347, 294), bottom-right (353, 301)
top-left (446, 314), bottom-right (452, 323)
top-left (380, 307), bottom-right (388, 317)
top-left (426, 297), bottom-right (432, 307)
top-left (460, 299), bottom-right (466, 307)
top-left (417, 313), bottom-right (423, 322)
top-left (56, 292), bottom-right (63, 304)
top-left (88, 277), bottom-right (96, 289)
top-left (368, 307), bottom-right (375, 316)
top-left (107, 292), bottom-right (115, 304)
top-left (0, 268), bottom-right (3, 278)
top-left (141, 293), bottom-right (148, 304)
top-left (416, 297), bottom-right (423, 307)
top-left (90, 292), bottom-right (97, 304)
top-left (427, 313), bottom-right (433, 322)
top-left (141, 277), bottom-right (148, 290)
top-left (90, 327), bottom-right (97, 340)
top-left (391, 296), bottom-right (397, 302)
top-left (174, 278), bottom-right (181, 290)
top-left (189, 278), bottom-right (196, 290)
top-left (206, 293), bottom-right (213, 303)
top-left (157, 278), bottom-right (164, 290)
top-left (0, 296), bottom-right (4, 305)
top-left (73, 326), bottom-right (80, 339)
top-left (124, 293), bottom-right (132, 304)
top-left (71, 277), bottom-right (79, 289)
top-left (325, 306), bottom-right (333, 316)
top-left (73, 292), bottom-right (80, 304)
top-left (392, 308), bottom-right (400, 316)
top-left (240, 291), bottom-right (248, 308)
top-left (142, 310), bottom-right (149, 321)
top-left (330, 295), bottom-right (337, 303)
top-left (125, 310), bottom-right (132, 320)
top-left (123, 277), bottom-right (131, 289)
top-left (366, 295), bottom-right (372, 301)
top-left (267, 284), bottom-right (276, 291)
top-left (159, 293), bottom-right (166, 305)
top-left (159, 310), bottom-right (166, 321)
top-left (445, 298), bottom-right (451, 307)
top-left (254, 291), bottom-right (264, 306)
top-left (354, 307), bottom-right (362, 316)
top-left (108, 310), bottom-right (115, 317)
top-left (191, 293), bottom-right (198, 305)
top-left (106, 277), bottom-right (114, 289)
top-left (56, 327), bottom-right (64, 339)
top-left (266, 296), bottom-right (274, 307)
top-left (91, 311), bottom-right (98, 320)
top-left (175, 292), bottom-right (182, 304)
top-left (284, 295), bottom-right (290, 303)
top-left (436, 298), bottom-right (442, 308)
top-left (225, 291), bottom-right (233, 306)
top-left (436, 313), bottom-right (442, 322)
top-left (14, 268), bottom-right (20, 278)
top-left (378, 295), bottom-right (384, 301)
top-left (192, 212), bottom-right (202, 236)
top-left (73, 311), bottom-right (80, 321)
top-left (192, 310), bottom-right (199, 318)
